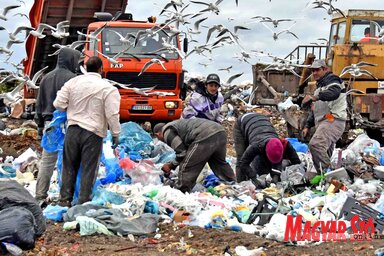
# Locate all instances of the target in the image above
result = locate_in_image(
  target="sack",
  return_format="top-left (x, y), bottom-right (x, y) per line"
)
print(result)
top-left (0, 180), bottom-right (46, 236)
top-left (0, 206), bottom-right (36, 249)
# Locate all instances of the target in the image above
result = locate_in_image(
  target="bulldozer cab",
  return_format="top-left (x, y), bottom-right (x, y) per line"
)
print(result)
top-left (327, 10), bottom-right (384, 135)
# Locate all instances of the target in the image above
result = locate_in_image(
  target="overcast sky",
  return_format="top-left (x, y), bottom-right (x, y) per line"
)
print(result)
top-left (1, 0), bottom-right (383, 84)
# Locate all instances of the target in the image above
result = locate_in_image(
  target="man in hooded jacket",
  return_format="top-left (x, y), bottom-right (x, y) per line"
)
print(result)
top-left (35, 48), bottom-right (81, 203)
top-left (234, 113), bottom-right (301, 186)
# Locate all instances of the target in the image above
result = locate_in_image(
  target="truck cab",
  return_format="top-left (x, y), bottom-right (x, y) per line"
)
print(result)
top-left (327, 10), bottom-right (384, 132)
top-left (84, 15), bottom-right (186, 121)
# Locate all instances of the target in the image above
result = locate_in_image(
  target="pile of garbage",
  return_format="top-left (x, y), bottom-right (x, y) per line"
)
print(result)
top-left (1, 112), bottom-right (384, 255)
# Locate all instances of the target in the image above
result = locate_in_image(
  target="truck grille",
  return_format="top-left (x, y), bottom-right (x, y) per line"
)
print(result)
top-left (106, 72), bottom-right (177, 90)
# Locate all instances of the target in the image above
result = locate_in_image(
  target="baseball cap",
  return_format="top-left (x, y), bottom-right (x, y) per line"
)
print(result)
top-left (266, 138), bottom-right (284, 164)
top-left (206, 73), bottom-right (221, 86)
top-left (309, 59), bottom-right (327, 69)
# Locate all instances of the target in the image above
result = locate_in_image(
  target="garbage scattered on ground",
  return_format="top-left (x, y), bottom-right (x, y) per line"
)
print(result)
top-left (1, 86), bottom-right (384, 254)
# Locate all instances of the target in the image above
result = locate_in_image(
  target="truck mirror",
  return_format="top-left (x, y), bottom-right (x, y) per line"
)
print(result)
top-left (183, 38), bottom-right (188, 53)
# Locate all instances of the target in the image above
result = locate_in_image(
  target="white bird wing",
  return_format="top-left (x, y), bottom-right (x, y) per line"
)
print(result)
top-left (261, 22), bottom-right (274, 34)
top-left (226, 72), bottom-right (243, 84)
top-left (194, 17), bottom-right (208, 31)
top-left (138, 60), bottom-right (157, 76)
top-left (3, 5), bottom-right (20, 16)
top-left (110, 30), bottom-right (124, 40)
top-left (32, 66), bottom-right (49, 83)
top-left (234, 25), bottom-right (250, 34)
top-left (356, 61), bottom-right (377, 67)
top-left (69, 40), bottom-right (89, 49)
top-left (56, 20), bottom-right (70, 31)
top-left (91, 22), bottom-right (108, 37)
top-left (36, 23), bottom-right (56, 33)
top-left (96, 50), bottom-right (108, 58)
top-left (12, 26), bottom-right (34, 36)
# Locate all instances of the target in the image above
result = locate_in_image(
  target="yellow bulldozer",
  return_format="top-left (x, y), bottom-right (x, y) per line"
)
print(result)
top-left (252, 9), bottom-right (384, 143)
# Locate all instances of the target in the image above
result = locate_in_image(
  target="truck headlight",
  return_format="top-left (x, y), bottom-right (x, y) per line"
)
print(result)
top-left (165, 101), bottom-right (178, 109)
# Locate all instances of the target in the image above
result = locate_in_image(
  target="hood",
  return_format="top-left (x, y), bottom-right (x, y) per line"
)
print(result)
top-left (56, 48), bottom-right (81, 73)
top-left (317, 72), bottom-right (343, 88)
top-left (195, 80), bottom-right (218, 103)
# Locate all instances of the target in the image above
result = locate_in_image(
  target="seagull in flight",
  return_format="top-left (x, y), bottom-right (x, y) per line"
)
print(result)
top-left (110, 30), bottom-right (136, 45)
top-left (138, 58), bottom-right (166, 76)
top-left (190, 0), bottom-right (223, 15)
top-left (226, 72), bottom-right (244, 85)
top-left (77, 22), bottom-right (108, 41)
top-left (0, 5), bottom-right (20, 21)
top-left (261, 22), bottom-right (298, 40)
top-left (49, 40), bottom-right (88, 56)
top-left (218, 65), bottom-right (233, 73)
top-left (0, 83), bottom-right (24, 105)
top-left (340, 61), bottom-right (378, 79)
top-left (0, 25), bottom-right (34, 42)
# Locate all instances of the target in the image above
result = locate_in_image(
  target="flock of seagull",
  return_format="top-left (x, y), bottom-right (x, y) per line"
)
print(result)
top-left (0, 0), bottom-right (382, 106)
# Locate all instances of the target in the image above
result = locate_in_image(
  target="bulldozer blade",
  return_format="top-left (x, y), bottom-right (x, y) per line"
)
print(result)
top-left (281, 108), bottom-right (299, 129)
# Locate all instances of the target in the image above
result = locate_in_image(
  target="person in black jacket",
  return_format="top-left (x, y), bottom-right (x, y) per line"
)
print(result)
top-left (233, 113), bottom-right (301, 186)
top-left (154, 118), bottom-right (235, 193)
top-left (35, 48), bottom-right (81, 204)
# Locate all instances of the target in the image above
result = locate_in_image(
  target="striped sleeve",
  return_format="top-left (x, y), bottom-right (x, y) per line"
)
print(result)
top-left (163, 127), bottom-right (187, 166)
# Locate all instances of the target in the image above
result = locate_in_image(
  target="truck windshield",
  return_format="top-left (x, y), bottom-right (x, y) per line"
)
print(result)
top-left (102, 27), bottom-right (179, 59)
top-left (351, 19), bottom-right (384, 43)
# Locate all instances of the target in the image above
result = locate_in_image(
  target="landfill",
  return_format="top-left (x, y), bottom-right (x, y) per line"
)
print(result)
top-left (0, 81), bottom-right (383, 255)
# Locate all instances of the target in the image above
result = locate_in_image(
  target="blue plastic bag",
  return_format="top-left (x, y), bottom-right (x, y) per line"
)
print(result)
top-left (286, 138), bottom-right (308, 153)
top-left (41, 111), bottom-right (67, 153)
top-left (99, 156), bottom-right (123, 185)
top-left (119, 122), bottom-right (153, 158)
top-left (91, 188), bottom-right (125, 206)
top-left (43, 205), bottom-right (68, 222)
top-left (203, 174), bottom-right (221, 188)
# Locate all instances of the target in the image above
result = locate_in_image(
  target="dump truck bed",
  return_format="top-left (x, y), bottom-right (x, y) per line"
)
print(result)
top-left (24, 0), bottom-right (128, 79)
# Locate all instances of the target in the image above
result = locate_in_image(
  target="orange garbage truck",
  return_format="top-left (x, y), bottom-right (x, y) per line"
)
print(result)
top-left (24, 0), bottom-right (187, 122)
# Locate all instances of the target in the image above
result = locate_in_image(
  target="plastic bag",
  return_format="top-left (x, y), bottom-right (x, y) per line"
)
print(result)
top-left (347, 133), bottom-right (380, 156)
top-left (43, 205), bottom-right (68, 222)
top-left (0, 207), bottom-right (36, 249)
top-left (0, 180), bottom-right (46, 236)
top-left (99, 157), bottom-right (123, 185)
top-left (75, 216), bottom-right (114, 236)
top-left (119, 122), bottom-right (153, 157)
top-left (41, 111), bottom-right (67, 153)
top-left (286, 138), bottom-right (308, 153)
top-left (330, 148), bottom-right (358, 168)
top-left (91, 188), bottom-right (125, 206)
top-left (151, 138), bottom-right (176, 164)
top-left (121, 160), bottom-right (162, 186)
top-left (280, 164), bottom-right (306, 185)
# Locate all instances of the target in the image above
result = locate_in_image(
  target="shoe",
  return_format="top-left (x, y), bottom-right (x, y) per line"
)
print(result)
top-left (36, 199), bottom-right (48, 209)
top-left (58, 200), bottom-right (72, 208)
top-left (251, 178), bottom-right (265, 189)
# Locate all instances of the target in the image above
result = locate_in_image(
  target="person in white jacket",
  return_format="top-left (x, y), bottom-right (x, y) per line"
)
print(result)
top-left (181, 73), bottom-right (224, 123)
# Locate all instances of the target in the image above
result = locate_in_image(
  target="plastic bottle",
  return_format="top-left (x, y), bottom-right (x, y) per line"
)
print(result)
top-left (1, 242), bottom-right (23, 256)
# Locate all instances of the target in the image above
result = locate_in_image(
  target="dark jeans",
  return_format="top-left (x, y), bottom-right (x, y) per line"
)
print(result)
top-left (60, 125), bottom-right (103, 205)
top-left (176, 131), bottom-right (235, 193)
